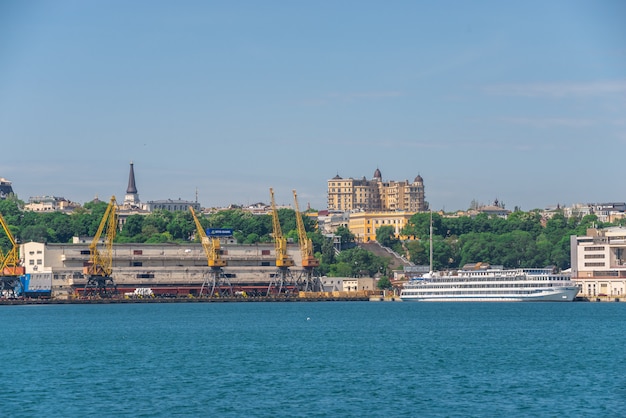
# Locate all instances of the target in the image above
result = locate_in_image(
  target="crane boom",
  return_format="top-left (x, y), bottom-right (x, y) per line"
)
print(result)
top-left (293, 190), bottom-right (319, 269)
top-left (189, 206), bottom-right (226, 268)
top-left (81, 196), bottom-right (118, 298)
top-left (270, 188), bottom-right (293, 268)
top-left (83, 196), bottom-right (118, 277)
top-left (0, 211), bottom-right (24, 276)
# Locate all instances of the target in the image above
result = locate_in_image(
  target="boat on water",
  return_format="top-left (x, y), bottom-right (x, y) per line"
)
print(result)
top-left (400, 264), bottom-right (580, 302)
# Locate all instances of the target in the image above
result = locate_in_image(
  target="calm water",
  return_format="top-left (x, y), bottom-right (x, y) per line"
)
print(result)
top-left (0, 301), bottom-right (624, 417)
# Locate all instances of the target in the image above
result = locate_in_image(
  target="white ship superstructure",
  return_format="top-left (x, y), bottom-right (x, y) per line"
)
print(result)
top-left (400, 266), bottom-right (579, 302)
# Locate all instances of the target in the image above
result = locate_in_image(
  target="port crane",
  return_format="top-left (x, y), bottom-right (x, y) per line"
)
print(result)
top-left (267, 188), bottom-right (294, 295)
top-left (189, 206), bottom-right (231, 297)
top-left (82, 196), bottom-right (118, 298)
top-left (292, 190), bottom-right (323, 292)
top-left (0, 211), bottom-right (25, 298)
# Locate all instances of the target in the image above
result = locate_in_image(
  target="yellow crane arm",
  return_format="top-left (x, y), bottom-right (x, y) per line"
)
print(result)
top-left (84, 196), bottom-right (117, 277)
top-left (0, 212), bottom-right (24, 275)
top-left (270, 188), bottom-right (293, 268)
top-left (189, 206), bottom-right (226, 268)
top-left (293, 190), bottom-right (319, 268)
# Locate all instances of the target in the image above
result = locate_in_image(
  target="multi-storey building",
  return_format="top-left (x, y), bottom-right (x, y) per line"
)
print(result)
top-left (563, 202), bottom-right (626, 223)
top-left (348, 211), bottom-right (414, 243)
top-left (327, 168), bottom-right (427, 212)
top-left (0, 177), bottom-right (14, 199)
top-left (24, 196), bottom-right (80, 213)
top-left (570, 227), bottom-right (626, 298)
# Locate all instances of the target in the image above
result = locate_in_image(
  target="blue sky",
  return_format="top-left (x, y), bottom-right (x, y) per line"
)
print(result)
top-left (1, 1), bottom-right (625, 211)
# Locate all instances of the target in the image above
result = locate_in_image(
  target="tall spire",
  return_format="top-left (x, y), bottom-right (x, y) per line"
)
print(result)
top-left (124, 161), bottom-right (140, 206)
top-left (127, 161), bottom-right (137, 194)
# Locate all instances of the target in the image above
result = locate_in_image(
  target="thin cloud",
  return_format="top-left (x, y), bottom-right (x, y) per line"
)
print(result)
top-left (501, 117), bottom-right (595, 128)
top-left (484, 80), bottom-right (626, 98)
top-left (296, 90), bottom-right (404, 106)
top-left (326, 91), bottom-right (404, 101)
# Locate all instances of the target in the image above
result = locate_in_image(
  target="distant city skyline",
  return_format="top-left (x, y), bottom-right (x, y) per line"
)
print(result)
top-left (4, 161), bottom-right (626, 213)
top-left (2, 1), bottom-right (624, 211)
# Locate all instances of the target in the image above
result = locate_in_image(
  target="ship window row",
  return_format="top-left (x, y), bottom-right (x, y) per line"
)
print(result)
top-left (431, 276), bottom-right (561, 282)
top-left (403, 290), bottom-right (547, 296)
top-left (407, 283), bottom-right (563, 290)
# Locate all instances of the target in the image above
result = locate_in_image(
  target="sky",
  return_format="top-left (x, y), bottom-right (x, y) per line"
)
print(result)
top-left (1, 1), bottom-right (625, 212)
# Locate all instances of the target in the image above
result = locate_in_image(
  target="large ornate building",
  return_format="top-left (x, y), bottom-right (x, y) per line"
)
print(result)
top-left (0, 177), bottom-right (14, 199)
top-left (327, 168), bottom-right (427, 212)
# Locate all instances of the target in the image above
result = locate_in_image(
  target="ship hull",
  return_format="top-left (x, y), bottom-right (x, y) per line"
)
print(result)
top-left (400, 286), bottom-right (579, 302)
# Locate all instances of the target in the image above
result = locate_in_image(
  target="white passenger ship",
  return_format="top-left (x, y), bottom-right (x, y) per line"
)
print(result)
top-left (400, 265), bottom-right (579, 302)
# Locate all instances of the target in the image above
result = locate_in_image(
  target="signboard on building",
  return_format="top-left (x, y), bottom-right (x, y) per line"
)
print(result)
top-left (206, 228), bottom-right (234, 237)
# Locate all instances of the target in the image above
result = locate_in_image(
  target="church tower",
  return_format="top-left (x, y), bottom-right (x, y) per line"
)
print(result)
top-left (123, 161), bottom-right (140, 207)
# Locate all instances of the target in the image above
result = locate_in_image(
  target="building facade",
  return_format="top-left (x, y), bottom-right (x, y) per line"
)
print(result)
top-left (0, 177), bottom-right (14, 199)
top-left (24, 196), bottom-right (80, 213)
top-left (570, 227), bottom-right (626, 298)
top-left (348, 211), bottom-right (414, 242)
top-left (20, 241), bottom-right (303, 298)
top-left (327, 169), bottom-right (427, 212)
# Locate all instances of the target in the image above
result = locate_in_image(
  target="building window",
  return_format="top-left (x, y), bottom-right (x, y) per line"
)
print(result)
top-left (584, 262), bottom-right (605, 267)
top-left (584, 254), bottom-right (605, 259)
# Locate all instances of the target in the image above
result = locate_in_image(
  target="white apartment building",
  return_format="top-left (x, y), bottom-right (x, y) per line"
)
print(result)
top-left (570, 227), bottom-right (626, 298)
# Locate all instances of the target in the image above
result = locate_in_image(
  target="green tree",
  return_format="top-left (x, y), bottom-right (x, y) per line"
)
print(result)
top-left (376, 225), bottom-right (398, 248)
top-left (377, 277), bottom-right (392, 290)
top-left (121, 215), bottom-right (144, 238)
top-left (335, 226), bottom-right (355, 249)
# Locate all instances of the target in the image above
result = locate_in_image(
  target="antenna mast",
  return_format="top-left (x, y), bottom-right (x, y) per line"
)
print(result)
top-left (429, 211), bottom-right (433, 273)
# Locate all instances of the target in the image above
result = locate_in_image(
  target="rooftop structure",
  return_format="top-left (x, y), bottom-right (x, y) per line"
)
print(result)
top-left (123, 162), bottom-right (141, 207)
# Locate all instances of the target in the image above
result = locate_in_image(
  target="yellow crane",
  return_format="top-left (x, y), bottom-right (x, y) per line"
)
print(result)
top-left (82, 196), bottom-right (118, 297)
top-left (292, 190), bottom-right (323, 292)
top-left (0, 211), bottom-right (25, 298)
top-left (189, 206), bottom-right (231, 297)
top-left (268, 188), bottom-right (294, 295)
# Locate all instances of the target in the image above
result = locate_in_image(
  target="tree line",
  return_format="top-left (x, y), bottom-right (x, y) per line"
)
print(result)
top-left (1, 196), bottom-right (621, 278)
top-left (379, 210), bottom-right (621, 271)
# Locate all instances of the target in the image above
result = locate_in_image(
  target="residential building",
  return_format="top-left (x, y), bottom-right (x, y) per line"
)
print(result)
top-left (327, 168), bottom-right (427, 212)
top-left (563, 202), bottom-right (626, 223)
top-left (24, 196), bottom-right (80, 213)
top-left (0, 177), bottom-right (14, 199)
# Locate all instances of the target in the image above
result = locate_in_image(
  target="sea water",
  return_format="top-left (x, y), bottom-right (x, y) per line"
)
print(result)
top-left (0, 302), bottom-right (624, 417)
